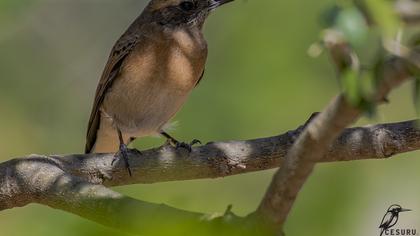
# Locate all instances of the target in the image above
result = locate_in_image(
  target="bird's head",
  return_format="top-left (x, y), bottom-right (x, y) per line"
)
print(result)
top-left (144, 0), bottom-right (234, 29)
top-left (388, 204), bottom-right (411, 215)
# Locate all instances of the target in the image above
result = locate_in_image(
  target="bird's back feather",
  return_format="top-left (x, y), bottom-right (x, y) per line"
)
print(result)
top-left (85, 17), bottom-right (145, 153)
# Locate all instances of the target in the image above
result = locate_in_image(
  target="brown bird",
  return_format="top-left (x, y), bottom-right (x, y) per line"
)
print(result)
top-left (85, 0), bottom-right (234, 174)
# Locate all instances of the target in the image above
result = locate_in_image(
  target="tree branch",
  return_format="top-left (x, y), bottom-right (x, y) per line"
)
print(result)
top-left (396, 0), bottom-right (420, 24)
top-left (1, 118), bottom-right (419, 209)
top-left (255, 31), bottom-right (414, 233)
top-left (0, 156), bottom-right (251, 236)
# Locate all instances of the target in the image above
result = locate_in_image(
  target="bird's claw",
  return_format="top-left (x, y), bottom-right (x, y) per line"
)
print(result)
top-left (112, 144), bottom-right (141, 176)
top-left (190, 139), bottom-right (202, 146)
top-left (174, 139), bottom-right (202, 152)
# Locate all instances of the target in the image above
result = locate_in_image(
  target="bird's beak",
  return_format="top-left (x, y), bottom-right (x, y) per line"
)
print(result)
top-left (401, 208), bottom-right (412, 212)
top-left (210, 0), bottom-right (235, 9)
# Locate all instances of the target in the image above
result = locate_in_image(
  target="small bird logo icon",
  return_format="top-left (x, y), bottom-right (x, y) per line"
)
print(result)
top-left (379, 204), bottom-right (411, 236)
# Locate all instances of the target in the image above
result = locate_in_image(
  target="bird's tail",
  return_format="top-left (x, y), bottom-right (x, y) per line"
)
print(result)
top-left (380, 227), bottom-right (385, 236)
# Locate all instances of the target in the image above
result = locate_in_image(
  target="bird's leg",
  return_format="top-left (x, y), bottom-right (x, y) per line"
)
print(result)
top-left (160, 131), bottom-right (201, 152)
top-left (127, 137), bottom-right (142, 156)
top-left (112, 129), bottom-right (142, 176)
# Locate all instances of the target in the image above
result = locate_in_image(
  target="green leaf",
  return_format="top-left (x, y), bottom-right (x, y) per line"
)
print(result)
top-left (321, 5), bottom-right (342, 27)
top-left (360, 71), bottom-right (377, 116)
top-left (364, 0), bottom-right (400, 37)
top-left (360, 70), bottom-right (376, 98)
top-left (335, 7), bottom-right (369, 47)
top-left (342, 69), bottom-right (362, 106)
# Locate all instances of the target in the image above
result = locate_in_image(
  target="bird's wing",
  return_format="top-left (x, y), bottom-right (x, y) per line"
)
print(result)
top-left (379, 212), bottom-right (393, 228)
top-left (388, 215), bottom-right (399, 228)
top-left (195, 69), bottom-right (205, 87)
top-left (85, 33), bottom-right (141, 153)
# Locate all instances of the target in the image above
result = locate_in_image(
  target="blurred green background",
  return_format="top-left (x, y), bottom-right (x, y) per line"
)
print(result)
top-left (1, 0), bottom-right (419, 235)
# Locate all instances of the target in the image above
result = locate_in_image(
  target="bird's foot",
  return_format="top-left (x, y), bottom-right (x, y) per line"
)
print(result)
top-left (111, 144), bottom-right (142, 176)
top-left (176, 139), bottom-right (201, 152)
top-left (168, 138), bottom-right (201, 152)
top-left (160, 131), bottom-right (201, 152)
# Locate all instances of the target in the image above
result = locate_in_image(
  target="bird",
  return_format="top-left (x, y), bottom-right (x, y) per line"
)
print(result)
top-left (85, 0), bottom-right (235, 175)
top-left (379, 204), bottom-right (411, 236)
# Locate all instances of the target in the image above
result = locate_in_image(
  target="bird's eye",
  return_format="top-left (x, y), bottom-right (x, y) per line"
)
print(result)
top-left (179, 1), bottom-right (195, 11)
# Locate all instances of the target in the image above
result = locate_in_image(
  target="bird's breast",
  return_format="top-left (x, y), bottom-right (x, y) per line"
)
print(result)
top-left (101, 30), bottom-right (207, 135)
top-left (124, 29), bottom-right (207, 90)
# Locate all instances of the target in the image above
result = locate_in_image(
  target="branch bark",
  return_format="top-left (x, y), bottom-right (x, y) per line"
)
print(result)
top-left (396, 0), bottom-right (420, 24)
top-left (255, 31), bottom-right (414, 233)
top-left (0, 119), bottom-right (419, 196)
top-left (1, 117), bottom-right (420, 234)
top-left (0, 156), bottom-right (248, 236)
